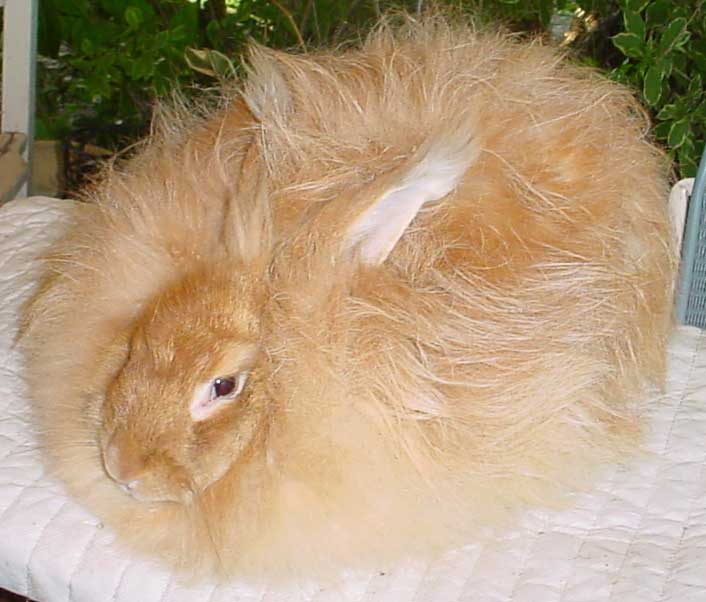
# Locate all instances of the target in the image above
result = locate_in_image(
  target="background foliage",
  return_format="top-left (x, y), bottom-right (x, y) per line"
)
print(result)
top-left (29, 0), bottom-right (706, 186)
top-left (608, 0), bottom-right (706, 178)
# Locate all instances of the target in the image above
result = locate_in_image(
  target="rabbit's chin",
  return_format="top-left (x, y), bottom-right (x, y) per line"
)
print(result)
top-left (108, 478), bottom-right (195, 505)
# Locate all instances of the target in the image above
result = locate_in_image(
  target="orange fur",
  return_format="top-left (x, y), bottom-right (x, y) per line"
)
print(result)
top-left (20, 14), bottom-right (675, 581)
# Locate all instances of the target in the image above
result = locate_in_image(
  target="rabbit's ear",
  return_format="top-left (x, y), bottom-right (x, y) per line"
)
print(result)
top-left (342, 133), bottom-right (478, 266)
top-left (243, 45), bottom-right (293, 123)
top-left (220, 139), bottom-right (273, 262)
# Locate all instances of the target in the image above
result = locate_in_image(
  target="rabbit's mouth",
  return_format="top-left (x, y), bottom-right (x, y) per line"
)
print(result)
top-left (113, 477), bottom-right (194, 505)
top-left (100, 431), bottom-right (195, 505)
top-left (104, 465), bottom-right (196, 505)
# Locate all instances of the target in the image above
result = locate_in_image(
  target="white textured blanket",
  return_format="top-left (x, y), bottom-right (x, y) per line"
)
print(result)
top-left (1, 197), bottom-right (705, 602)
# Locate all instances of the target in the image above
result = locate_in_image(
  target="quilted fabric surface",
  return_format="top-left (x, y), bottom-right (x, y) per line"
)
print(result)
top-left (1, 197), bottom-right (705, 602)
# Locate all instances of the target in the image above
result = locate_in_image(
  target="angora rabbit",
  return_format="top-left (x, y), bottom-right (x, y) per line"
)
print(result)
top-left (21, 14), bottom-right (675, 579)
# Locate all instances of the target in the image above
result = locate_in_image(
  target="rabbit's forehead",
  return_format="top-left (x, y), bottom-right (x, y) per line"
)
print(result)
top-left (209, 342), bottom-right (259, 376)
top-left (164, 336), bottom-right (259, 383)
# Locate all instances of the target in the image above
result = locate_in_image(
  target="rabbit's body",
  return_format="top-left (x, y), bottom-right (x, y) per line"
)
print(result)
top-left (22, 16), bottom-right (674, 578)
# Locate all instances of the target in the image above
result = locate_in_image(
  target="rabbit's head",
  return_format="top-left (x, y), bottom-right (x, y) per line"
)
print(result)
top-left (100, 263), bottom-right (269, 504)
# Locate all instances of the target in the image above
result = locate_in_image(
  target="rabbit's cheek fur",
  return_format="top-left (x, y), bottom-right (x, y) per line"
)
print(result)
top-left (189, 391), bottom-right (271, 492)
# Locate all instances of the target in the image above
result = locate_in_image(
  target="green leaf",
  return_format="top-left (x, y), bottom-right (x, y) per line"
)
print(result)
top-left (653, 121), bottom-right (671, 140)
top-left (625, 0), bottom-right (649, 12)
top-left (153, 30), bottom-right (173, 50)
top-left (623, 10), bottom-right (645, 40)
top-left (696, 100), bottom-right (706, 121)
top-left (681, 132), bottom-right (696, 155)
top-left (184, 47), bottom-right (235, 80)
top-left (679, 156), bottom-right (698, 178)
top-left (84, 73), bottom-right (111, 100)
top-left (672, 51), bottom-right (688, 76)
top-left (695, 54), bottom-right (706, 78)
top-left (205, 19), bottom-right (222, 47)
top-left (184, 47), bottom-right (217, 77)
top-left (646, 0), bottom-right (670, 27)
top-left (612, 32), bottom-right (645, 58)
top-left (129, 57), bottom-right (154, 80)
top-left (208, 49), bottom-right (236, 80)
top-left (656, 55), bottom-right (673, 80)
top-left (170, 4), bottom-right (199, 38)
top-left (643, 66), bottom-right (663, 106)
top-left (659, 18), bottom-right (689, 54)
top-left (677, 134), bottom-right (698, 177)
top-left (619, 0), bottom-right (648, 11)
top-left (80, 38), bottom-right (94, 55)
top-left (656, 103), bottom-right (680, 121)
top-left (667, 117), bottom-right (689, 148)
top-left (687, 74), bottom-right (704, 104)
top-left (609, 61), bottom-right (636, 84)
top-left (670, 6), bottom-right (689, 21)
top-left (124, 6), bottom-right (143, 29)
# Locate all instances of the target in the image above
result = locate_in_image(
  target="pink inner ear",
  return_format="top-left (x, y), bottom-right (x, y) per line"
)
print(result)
top-left (343, 136), bottom-right (478, 266)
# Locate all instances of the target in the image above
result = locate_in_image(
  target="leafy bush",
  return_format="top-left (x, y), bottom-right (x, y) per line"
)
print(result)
top-left (36, 0), bottom-right (284, 147)
top-left (32, 0), bottom-right (705, 181)
top-left (603, 0), bottom-right (705, 177)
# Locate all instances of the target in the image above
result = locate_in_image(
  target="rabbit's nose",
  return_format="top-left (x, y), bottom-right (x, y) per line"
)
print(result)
top-left (102, 431), bottom-right (147, 486)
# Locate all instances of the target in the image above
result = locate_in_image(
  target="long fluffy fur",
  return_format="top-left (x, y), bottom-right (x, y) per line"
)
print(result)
top-left (20, 14), bottom-right (675, 580)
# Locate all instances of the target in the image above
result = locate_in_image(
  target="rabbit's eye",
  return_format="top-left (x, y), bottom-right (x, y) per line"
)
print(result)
top-left (191, 371), bottom-right (249, 421)
top-left (210, 372), bottom-right (248, 400)
top-left (213, 377), bottom-right (235, 398)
